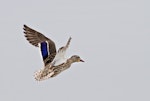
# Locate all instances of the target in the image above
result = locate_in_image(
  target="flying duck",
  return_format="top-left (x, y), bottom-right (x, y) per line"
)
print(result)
top-left (23, 25), bottom-right (84, 81)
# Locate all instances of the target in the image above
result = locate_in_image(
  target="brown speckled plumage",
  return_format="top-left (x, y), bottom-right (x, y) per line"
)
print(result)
top-left (35, 55), bottom-right (83, 81)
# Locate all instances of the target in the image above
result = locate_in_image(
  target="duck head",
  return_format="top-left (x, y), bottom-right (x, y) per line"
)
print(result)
top-left (70, 55), bottom-right (84, 62)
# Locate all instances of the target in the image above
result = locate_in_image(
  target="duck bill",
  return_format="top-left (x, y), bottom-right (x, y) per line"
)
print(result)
top-left (80, 59), bottom-right (84, 62)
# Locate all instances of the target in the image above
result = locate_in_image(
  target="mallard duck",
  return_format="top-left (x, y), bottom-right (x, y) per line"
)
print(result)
top-left (23, 25), bottom-right (84, 81)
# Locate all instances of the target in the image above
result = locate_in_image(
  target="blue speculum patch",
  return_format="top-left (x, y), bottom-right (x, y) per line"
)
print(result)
top-left (40, 41), bottom-right (49, 60)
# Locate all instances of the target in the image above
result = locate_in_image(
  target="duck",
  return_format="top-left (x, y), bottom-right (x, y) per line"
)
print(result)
top-left (23, 25), bottom-right (84, 81)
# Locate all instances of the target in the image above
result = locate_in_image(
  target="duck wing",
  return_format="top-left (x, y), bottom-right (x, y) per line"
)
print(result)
top-left (51, 37), bottom-right (72, 66)
top-left (23, 25), bottom-right (56, 65)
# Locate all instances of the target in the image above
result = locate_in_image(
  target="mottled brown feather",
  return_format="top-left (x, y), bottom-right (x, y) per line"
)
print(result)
top-left (23, 25), bottom-right (56, 65)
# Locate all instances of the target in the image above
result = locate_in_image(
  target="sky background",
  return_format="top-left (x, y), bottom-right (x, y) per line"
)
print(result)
top-left (0, 0), bottom-right (150, 101)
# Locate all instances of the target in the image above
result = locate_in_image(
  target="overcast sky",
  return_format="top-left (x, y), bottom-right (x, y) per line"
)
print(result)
top-left (0, 0), bottom-right (150, 101)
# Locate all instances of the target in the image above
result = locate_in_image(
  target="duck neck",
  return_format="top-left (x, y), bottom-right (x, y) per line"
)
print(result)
top-left (67, 57), bottom-right (76, 64)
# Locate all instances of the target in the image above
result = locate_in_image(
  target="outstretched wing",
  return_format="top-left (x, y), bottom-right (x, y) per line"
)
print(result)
top-left (51, 37), bottom-right (72, 66)
top-left (23, 25), bottom-right (56, 65)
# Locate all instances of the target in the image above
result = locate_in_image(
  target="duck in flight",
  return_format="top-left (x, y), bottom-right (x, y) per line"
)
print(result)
top-left (23, 25), bottom-right (84, 81)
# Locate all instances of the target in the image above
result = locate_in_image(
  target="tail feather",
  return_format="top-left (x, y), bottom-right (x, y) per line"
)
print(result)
top-left (34, 67), bottom-right (54, 81)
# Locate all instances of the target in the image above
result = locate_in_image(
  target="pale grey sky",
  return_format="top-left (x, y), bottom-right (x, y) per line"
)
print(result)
top-left (0, 0), bottom-right (150, 101)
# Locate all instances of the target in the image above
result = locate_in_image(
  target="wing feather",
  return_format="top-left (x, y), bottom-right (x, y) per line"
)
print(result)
top-left (51, 37), bottom-right (71, 66)
top-left (23, 25), bottom-right (57, 65)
